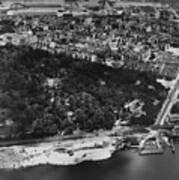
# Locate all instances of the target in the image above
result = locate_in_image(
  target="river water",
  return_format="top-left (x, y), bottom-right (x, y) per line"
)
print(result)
top-left (0, 145), bottom-right (179, 180)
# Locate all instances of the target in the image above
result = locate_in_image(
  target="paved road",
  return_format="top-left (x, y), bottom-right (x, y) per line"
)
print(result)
top-left (155, 75), bottom-right (179, 126)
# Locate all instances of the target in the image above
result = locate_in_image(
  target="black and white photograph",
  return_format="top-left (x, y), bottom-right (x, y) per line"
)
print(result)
top-left (0, 0), bottom-right (178, 180)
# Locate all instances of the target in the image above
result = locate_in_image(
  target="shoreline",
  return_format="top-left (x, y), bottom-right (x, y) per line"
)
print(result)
top-left (0, 132), bottom-right (121, 169)
top-left (0, 123), bottom-right (176, 170)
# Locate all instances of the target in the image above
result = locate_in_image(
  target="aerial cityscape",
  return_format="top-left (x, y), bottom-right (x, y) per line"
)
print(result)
top-left (0, 0), bottom-right (179, 180)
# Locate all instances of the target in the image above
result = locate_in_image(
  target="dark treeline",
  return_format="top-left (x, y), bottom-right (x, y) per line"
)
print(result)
top-left (0, 45), bottom-right (168, 139)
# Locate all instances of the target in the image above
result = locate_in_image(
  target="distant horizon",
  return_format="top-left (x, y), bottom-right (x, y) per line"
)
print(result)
top-left (0, 0), bottom-right (178, 8)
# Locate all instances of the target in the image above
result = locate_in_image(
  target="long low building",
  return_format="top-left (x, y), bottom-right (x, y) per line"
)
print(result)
top-left (1, 0), bottom-right (65, 7)
top-left (6, 7), bottom-right (59, 16)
